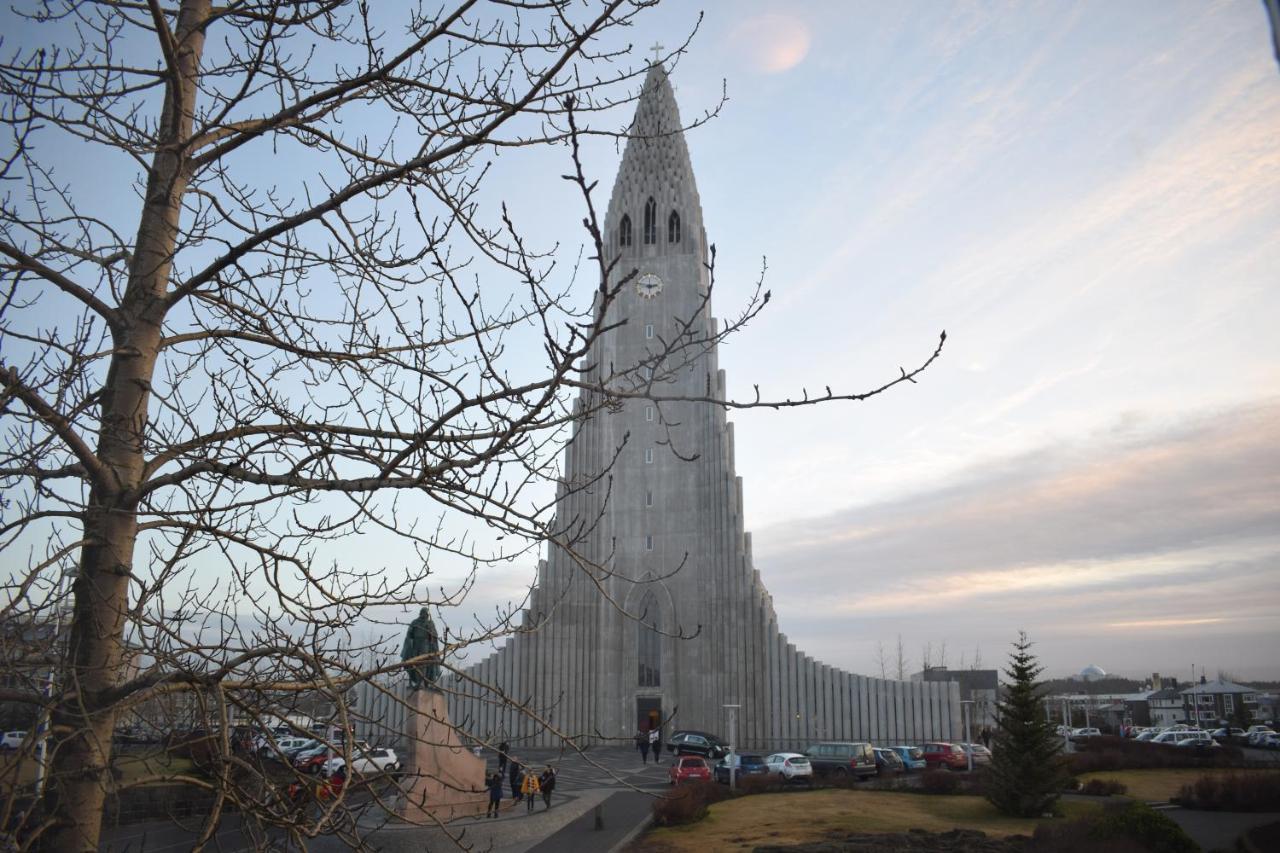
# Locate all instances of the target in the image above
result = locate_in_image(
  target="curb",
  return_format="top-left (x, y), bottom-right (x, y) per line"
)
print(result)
top-left (606, 809), bottom-right (652, 853)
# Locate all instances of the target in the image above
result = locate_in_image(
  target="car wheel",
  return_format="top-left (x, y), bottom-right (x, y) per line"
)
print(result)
top-left (833, 767), bottom-right (848, 778)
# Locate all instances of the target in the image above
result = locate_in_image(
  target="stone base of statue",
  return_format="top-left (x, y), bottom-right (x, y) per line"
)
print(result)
top-left (399, 688), bottom-right (487, 823)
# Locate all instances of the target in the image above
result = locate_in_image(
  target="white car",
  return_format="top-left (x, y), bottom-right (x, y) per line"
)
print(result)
top-left (1150, 731), bottom-right (1188, 745)
top-left (323, 746), bottom-right (400, 777)
top-left (258, 736), bottom-right (313, 759)
top-left (1, 731), bottom-right (28, 750)
top-left (1248, 729), bottom-right (1276, 746)
top-left (764, 752), bottom-right (813, 783)
top-left (1261, 733), bottom-right (1280, 750)
top-left (1175, 736), bottom-right (1218, 748)
top-left (1071, 727), bottom-right (1102, 738)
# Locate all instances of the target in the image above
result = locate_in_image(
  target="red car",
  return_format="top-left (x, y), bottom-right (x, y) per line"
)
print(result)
top-left (668, 755), bottom-right (711, 785)
top-left (921, 742), bottom-right (968, 771)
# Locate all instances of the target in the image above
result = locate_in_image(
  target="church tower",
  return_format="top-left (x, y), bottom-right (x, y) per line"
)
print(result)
top-left (448, 63), bottom-right (961, 749)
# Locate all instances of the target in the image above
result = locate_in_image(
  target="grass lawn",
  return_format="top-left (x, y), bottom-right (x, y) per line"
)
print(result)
top-left (114, 750), bottom-right (197, 785)
top-left (1079, 767), bottom-right (1277, 803)
top-left (631, 789), bottom-right (1100, 852)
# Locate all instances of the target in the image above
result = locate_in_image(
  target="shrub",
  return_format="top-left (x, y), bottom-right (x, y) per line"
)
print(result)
top-left (1067, 735), bottom-right (1243, 774)
top-left (920, 769), bottom-right (961, 795)
top-left (1028, 801), bottom-right (1197, 853)
top-left (1078, 778), bottom-right (1128, 797)
top-left (650, 779), bottom-right (727, 827)
top-left (1174, 771), bottom-right (1280, 812)
top-left (735, 774), bottom-right (782, 796)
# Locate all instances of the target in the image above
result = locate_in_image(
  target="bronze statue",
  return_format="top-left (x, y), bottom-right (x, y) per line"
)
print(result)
top-left (401, 607), bottom-right (441, 691)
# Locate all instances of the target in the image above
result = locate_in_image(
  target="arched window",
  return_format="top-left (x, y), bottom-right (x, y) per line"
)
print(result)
top-left (619, 214), bottom-right (632, 248)
top-left (668, 209), bottom-right (681, 244)
top-left (643, 197), bottom-right (657, 244)
top-left (637, 591), bottom-right (661, 687)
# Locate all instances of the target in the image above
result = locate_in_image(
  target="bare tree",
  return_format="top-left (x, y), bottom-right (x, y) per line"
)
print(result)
top-left (895, 634), bottom-right (908, 681)
top-left (875, 640), bottom-right (889, 680)
top-left (0, 1), bottom-right (944, 849)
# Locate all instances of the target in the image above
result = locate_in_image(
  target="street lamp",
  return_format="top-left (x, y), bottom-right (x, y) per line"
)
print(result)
top-left (723, 704), bottom-right (741, 791)
top-left (960, 700), bottom-right (974, 772)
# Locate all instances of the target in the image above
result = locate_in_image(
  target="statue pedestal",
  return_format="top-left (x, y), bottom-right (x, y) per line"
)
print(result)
top-left (400, 689), bottom-right (487, 822)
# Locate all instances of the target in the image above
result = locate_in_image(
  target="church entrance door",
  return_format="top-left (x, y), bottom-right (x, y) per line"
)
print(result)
top-left (636, 697), bottom-right (662, 732)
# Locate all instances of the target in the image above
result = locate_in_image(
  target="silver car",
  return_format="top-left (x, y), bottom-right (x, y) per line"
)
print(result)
top-left (764, 752), bottom-right (813, 784)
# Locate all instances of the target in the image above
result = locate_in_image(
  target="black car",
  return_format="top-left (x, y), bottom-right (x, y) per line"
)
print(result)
top-left (712, 753), bottom-right (769, 784)
top-left (803, 741), bottom-right (877, 780)
top-left (667, 730), bottom-right (729, 759)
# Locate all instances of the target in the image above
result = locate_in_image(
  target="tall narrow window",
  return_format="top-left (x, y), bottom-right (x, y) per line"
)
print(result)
top-left (619, 214), bottom-right (632, 247)
top-left (645, 405), bottom-right (654, 422)
top-left (668, 209), bottom-right (681, 243)
top-left (645, 534), bottom-right (653, 551)
top-left (644, 323), bottom-right (654, 339)
top-left (643, 197), bottom-right (657, 244)
top-left (646, 490), bottom-right (653, 507)
top-left (637, 591), bottom-right (661, 687)
top-left (644, 448), bottom-right (653, 464)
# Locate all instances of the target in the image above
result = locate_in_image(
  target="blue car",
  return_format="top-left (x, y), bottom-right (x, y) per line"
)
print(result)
top-left (713, 753), bottom-right (769, 784)
top-left (888, 744), bottom-right (927, 771)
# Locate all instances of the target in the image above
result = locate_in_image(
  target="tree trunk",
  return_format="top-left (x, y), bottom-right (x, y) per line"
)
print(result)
top-left (42, 3), bottom-right (209, 848)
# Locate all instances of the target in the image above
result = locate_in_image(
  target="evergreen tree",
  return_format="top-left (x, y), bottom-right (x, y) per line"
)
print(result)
top-left (985, 632), bottom-right (1070, 817)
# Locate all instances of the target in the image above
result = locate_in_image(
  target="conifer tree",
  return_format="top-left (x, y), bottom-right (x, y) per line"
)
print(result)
top-left (985, 631), bottom-right (1069, 817)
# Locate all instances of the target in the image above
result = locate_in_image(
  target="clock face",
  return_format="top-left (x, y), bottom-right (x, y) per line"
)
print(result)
top-left (637, 273), bottom-right (664, 299)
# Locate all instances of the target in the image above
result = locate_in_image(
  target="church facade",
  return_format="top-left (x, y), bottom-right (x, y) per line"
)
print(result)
top-left (447, 64), bottom-right (961, 750)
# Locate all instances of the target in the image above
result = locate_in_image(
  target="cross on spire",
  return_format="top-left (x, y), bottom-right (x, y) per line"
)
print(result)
top-left (649, 42), bottom-right (665, 65)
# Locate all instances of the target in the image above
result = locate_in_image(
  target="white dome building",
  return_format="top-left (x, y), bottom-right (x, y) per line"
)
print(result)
top-left (1079, 664), bottom-right (1107, 682)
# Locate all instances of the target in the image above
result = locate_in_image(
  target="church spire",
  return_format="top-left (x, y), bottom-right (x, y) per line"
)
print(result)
top-left (604, 62), bottom-right (705, 259)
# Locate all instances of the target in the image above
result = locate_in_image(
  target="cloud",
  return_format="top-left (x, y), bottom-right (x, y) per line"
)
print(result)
top-left (753, 399), bottom-right (1280, 674)
top-left (727, 14), bottom-right (811, 74)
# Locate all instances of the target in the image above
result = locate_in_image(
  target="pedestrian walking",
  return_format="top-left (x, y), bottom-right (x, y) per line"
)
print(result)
top-left (648, 728), bottom-right (660, 764)
top-left (521, 768), bottom-right (541, 813)
top-left (486, 772), bottom-right (503, 818)
top-left (539, 766), bottom-right (557, 810)
top-left (509, 759), bottom-right (523, 801)
top-left (497, 740), bottom-right (510, 775)
top-left (637, 728), bottom-right (650, 764)
top-left (980, 727), bottom-right (991, 749)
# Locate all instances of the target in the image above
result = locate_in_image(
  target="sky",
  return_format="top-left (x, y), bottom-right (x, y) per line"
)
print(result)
top-left (3, 1), bottom-right (1277, 682)
top-left (459, 0), bottom-right (1280, 681)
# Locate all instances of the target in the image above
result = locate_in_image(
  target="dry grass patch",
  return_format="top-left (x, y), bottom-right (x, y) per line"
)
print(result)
top-left (631, 789), bottom-right (1099, 853)
top-left (1079, 768), bottom-right (1275, 803)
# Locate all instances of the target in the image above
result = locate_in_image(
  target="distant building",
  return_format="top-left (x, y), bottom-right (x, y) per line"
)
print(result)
top-left (1181, 677), bottom-right (1263, 726)
top-left (913, 666), bottom-right (1000, 729)
top-left (1147, 688), bottom-right (1184, 727)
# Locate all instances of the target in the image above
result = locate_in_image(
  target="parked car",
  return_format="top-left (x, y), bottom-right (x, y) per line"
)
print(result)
top-left (803, 742), bottom-right (877, 780)
top-left (958, 743), bottom-right (993, 765)
top-left (668, 755), bottom-right (711, 785)
top-left (887, 745), bottom-right (927, 771)
top-left (1175, 737), bottom-right (1220, 750)
top-left (873, 748), bottom-right (905, 774)
top-left (713, 753), bottom-right (769, 784)
top-left (763, 752), bottom-right (813, 784)
top-left (1209, 727), bottom-right (1245, 741)
top-left (1261, 733), bottom-right (1280, 750)
top-left (260, 736), bottom-right (313, 759)
top-left (1134, 730), bottom-right (1160, 742)
top-left (921, 742), bottom-right (968, 771)
top-left (667, 731), bottom-right (729, 759)
top-left (1070, 727), bottom-right (1102, 739)
top-left (323, 747), bottom-right (400, 777)
top-left (294, 750), bottom-right (331, 775)
top-left (1150, 731), bottom-right (1189, 745)
top-left (1247, 729), bottom-right (1276, 746)
top-left (1, 731), bottom-right (28, 751)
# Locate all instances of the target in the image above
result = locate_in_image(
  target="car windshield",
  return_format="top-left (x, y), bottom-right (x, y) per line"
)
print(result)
top-left (788, 757), bottom-right (809, 765)
top-left (680, 758), bottom-right (703, 768)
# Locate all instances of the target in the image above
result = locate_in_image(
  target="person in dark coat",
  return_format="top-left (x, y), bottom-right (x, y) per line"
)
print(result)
top-left (486, 772), bottom-right (503, 818)
top-left (509, 759), bottom-right (523, 801)
top-left (496, 740), bottom-right (510, 776)
top-left (539, 766), bottom-right (557, 810)
top-left (637, 729), bottom-right (650, 763)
